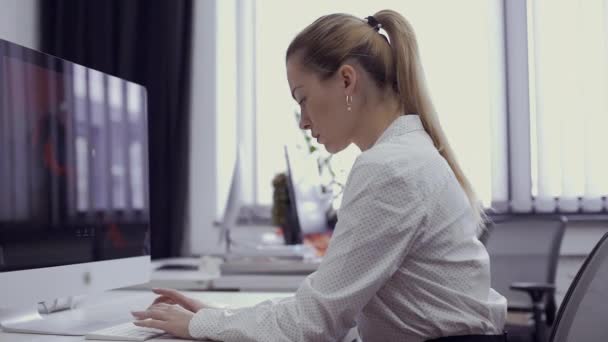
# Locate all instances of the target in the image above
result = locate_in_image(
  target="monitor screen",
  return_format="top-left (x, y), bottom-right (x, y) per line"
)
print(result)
top-left (0, 39), bottom-right (150, 273)
top-left (283, 145), bottom-right (331, 245)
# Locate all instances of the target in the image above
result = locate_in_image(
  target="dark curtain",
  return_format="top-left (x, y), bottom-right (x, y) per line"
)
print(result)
top-left (39, 0), bottom-right (193, 258)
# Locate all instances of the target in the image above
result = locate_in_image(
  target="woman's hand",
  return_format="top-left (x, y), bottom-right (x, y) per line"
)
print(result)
top-left (131, 303), bottom-right (194, 339)
top-left (131, 288), bottom-right (225, 338)
top-left (147, 288), bottom-right (208, 313)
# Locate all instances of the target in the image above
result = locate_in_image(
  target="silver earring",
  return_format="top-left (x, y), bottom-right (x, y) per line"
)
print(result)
top-left (346, 95), bottom-right (353, 111)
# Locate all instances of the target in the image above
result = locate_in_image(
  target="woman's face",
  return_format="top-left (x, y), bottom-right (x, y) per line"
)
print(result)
top-left (286, 56), bottom-right (357, 154)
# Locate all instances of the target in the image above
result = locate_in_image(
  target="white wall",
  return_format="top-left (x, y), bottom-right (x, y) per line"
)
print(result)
top-left (185, 0), bottom-right (239, 256)
top-left (0, 0), bottom-right (38, 49)
top-left (185, 0), bottom-right (218, 256)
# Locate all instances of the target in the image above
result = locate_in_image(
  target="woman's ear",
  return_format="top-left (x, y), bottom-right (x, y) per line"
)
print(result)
top-left (338, 64), bottom-right (357, 95)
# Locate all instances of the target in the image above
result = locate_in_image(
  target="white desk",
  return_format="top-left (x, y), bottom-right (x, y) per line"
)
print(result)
top-left (128, 257), bottom-right (309, 292)
top-left (0, 290), bottom-right (291, 342)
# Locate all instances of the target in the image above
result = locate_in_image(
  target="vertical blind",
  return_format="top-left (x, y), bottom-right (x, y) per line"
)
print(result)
top-left (526, 0), bottom-right (608, 213)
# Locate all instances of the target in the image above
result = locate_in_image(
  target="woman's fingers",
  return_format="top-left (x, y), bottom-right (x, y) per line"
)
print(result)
top-left (151, 296), bottom-right (176, 306)
top-left (147, 298), bottom-right (175, 311)
top-left (152, 288), bottom-right (199, 312)
top-left (132, 319), bottom-right (167, 331)
top-left (132, 309), bottom-right (166, 321)
top-left (131, 303), bottom-right (194, 339)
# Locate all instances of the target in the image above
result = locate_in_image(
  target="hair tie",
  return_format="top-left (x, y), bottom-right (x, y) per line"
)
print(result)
top-left (365, 16), bottom-right (382, 31)
top-left (364, 16), bottom-right (391, 45)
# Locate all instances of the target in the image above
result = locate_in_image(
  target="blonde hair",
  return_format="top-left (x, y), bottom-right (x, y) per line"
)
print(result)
top-left (286, 10), bottom-right (486, 229)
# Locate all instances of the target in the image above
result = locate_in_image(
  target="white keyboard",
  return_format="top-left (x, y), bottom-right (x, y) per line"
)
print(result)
top-left (85, 322), bottom-right (166, 341)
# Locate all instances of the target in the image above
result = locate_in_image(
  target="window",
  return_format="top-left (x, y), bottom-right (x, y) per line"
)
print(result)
top-left (524, 0), bottom-right (608, 212)
top-left (255, 0), bottom-right (506, 207)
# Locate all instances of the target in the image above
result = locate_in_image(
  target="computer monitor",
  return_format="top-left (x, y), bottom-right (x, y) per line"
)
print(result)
top-left (0, 39), bottom-right (150, 334)
top-left (283, 145), bottom-right (331, 244)
top-left (217, 145), bottom-right (243, 253)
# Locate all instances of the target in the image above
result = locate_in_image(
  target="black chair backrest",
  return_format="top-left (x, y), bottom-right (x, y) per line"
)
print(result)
top-left (550, 232), bottom-right (608, 342)
top-left (485, 215), bottom-right (566, 308)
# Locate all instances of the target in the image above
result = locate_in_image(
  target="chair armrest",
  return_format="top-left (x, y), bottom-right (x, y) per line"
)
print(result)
top-left (510, 282), bottom-right (556, 293)
top-left (510, 282), bottom-right (557, 326)
top-left (510, 282), bottom-right (555, 301)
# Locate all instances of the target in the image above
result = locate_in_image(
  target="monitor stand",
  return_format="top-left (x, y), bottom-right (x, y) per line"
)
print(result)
top-left (0, 297), bottom-right (130, 336)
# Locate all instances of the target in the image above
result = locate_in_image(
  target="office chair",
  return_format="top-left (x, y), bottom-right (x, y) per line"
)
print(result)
top-left (549, 232), bottom-right (608, 342)
top-left (485, 214), bottom-right (567, 342)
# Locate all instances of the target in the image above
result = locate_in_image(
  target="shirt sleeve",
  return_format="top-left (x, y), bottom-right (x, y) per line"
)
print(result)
top-left (188, 161), bottom-right (427, 342)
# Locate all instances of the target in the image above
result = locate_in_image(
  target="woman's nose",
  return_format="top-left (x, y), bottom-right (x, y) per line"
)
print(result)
top-left (300, 113), bottom-right (311, 129)
top-left (299, 115), bottom-right (311, 130)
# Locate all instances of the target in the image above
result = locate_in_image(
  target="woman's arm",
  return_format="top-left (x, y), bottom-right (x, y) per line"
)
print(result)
top-left (189, 161), bottom-right (426, 341)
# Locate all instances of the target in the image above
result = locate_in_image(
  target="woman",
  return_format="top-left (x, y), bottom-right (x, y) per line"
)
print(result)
top-left (132, 10), bottom-right (507, 342)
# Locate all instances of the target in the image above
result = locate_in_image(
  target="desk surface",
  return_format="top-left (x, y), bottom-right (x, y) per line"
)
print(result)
top-left (128, 257), bottom-right (309, 292)
top-left (0, 290), bottom-right (291, 342)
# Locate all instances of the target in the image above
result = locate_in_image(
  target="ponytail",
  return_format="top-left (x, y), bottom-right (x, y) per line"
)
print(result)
top-left (374, 10), bottom-right (486, 230)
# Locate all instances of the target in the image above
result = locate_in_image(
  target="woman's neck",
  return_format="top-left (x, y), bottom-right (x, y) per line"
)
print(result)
top-left (352, 100), bottom-right (402, 151)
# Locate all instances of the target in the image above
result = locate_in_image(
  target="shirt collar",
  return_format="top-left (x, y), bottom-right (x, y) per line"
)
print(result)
top-left (374, 114), bottom-right (424, 146)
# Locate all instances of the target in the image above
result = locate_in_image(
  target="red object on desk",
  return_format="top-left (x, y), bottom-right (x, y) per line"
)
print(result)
top-left (304, 232), bottom-right (332, 257)
top-left (275, 228), bottom-right (332, 257)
